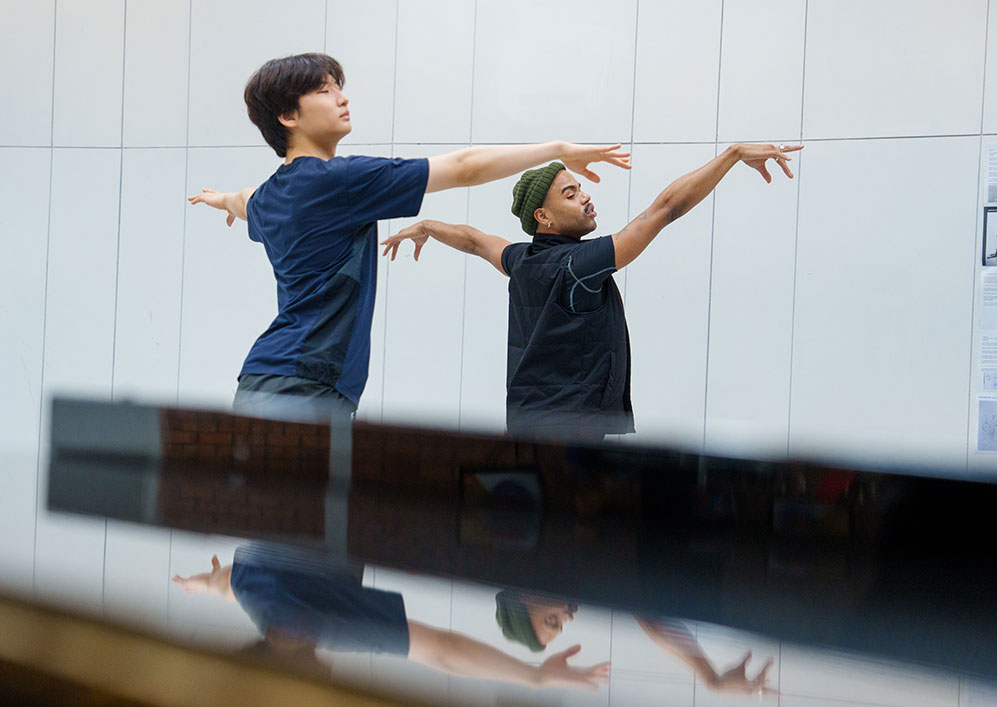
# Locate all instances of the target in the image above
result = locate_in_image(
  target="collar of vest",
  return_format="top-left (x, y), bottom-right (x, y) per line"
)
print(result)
top-left (530, 232), bottom-right (582, 252)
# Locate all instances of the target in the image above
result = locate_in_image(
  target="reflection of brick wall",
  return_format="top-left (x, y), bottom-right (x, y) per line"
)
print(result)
top-left (158, 409), bottom-right (330, 539)
top-left (161, 409), bottom-right (330, 476)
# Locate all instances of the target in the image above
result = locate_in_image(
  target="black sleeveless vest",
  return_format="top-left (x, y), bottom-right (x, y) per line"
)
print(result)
top-left (504, 234), bottom-right (634, 436)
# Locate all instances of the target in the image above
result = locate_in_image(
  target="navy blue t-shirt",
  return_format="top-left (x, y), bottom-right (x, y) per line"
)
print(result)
top-left (230, 545), bottom-right (410, 656)
top-left (243, 155), bottom-right (429, 404)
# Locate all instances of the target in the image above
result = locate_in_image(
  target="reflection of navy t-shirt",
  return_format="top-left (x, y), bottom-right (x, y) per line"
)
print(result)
top-left (230, 545), bottom-right (410, 656)
top-left (242, 155), bottom-right (429, 404)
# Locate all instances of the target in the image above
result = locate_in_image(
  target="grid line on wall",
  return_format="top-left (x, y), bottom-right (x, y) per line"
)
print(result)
top-left (966, 0), bottom-right (993, 467)
top-left (111, 0), bottom-right (129, 400)
top-left (621, 0), bottom-right (642, 307)
top-left (701, 0), bottom-right (726, 449)
top-left (379, 0), bottom-right (403, 421)
top-left (457, 0), bottom-right (479, 430)
top-left (33, 0), bottom-right (59, 596)
top-left (786, 0), bottom-right (810, 455)
top-left (176, 0), bottom-right (194, 404)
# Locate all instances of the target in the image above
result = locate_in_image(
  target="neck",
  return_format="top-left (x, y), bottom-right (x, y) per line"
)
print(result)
top-left (284, 136), bottom-right (340, 164)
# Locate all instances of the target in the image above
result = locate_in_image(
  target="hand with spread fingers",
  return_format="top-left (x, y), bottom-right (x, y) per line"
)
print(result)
top-left (560, 143), bottom-right (632, 183)
top-left (738, 143), bottom-right (804, 182)
top-left (536, 644), bottom-right (612, 692)
top-left (709, 651), bottom-right (780, 695)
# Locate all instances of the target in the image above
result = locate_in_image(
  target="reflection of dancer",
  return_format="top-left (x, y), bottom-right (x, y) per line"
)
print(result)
top-left (188, 52), bottom-right (629, 420)
top-left (172, 546), bottom-right (610, 692)
top-left (382, 144), bottom-right (801, 438)
top-left (495, 591), bottom-right (778, 696)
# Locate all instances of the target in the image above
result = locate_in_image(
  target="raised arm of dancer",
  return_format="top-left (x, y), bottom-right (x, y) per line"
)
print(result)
top-left (406, 621), bottom-right (610, 691)
top-left (634, 616), bottom-right (778, 695)
top-left (380, 220), bottom-right (511, 275)
top-left (426, 142), bottom-right (630, 193)
top-left (611, 143), bottom-right (802, 269)
top-left (187, 187), bottom-right (257, 226)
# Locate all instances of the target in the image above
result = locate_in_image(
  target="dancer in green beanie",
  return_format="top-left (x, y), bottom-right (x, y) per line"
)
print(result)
top-left (382, 143), bottom-right (802, 438)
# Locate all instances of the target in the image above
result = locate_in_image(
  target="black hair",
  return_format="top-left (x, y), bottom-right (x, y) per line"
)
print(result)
top-left (244, 53), bottom-right (346, 157)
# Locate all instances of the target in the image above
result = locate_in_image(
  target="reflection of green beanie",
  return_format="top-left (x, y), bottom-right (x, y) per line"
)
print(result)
top-left (511, 162), bottom-right (566, 236)
top-left (495, 590), bottom-right (544, 652)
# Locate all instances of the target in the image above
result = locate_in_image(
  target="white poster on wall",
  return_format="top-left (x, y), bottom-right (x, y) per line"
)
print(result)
top-left (977, 270), bottom-right (997, 451)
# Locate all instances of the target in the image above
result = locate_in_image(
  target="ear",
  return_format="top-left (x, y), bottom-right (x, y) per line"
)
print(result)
top-left (277, 109), bottom-right (299, 129)
top-left (533, 207), bottom-right (547, 225)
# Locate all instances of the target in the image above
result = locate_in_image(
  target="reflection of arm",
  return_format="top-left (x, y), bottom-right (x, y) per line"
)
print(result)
top-left (406, 621), bottom-right (608, 691)
top-left (171, 555), bottom-right (237, 603)
top-left (635, 617), bottom-right (720, 686)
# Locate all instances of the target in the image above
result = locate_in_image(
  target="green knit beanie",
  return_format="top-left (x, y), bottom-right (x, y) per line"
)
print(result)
top-left (495, 590), bottom-right (544, 652)
top-left (510, 162), bottom-right (566, 236)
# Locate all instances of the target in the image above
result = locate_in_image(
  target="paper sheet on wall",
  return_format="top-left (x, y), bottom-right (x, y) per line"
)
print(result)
top-left (978, 270), bottom-right (997, 450)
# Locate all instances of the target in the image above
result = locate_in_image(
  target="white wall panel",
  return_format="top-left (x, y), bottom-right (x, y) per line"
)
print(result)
top-left (381, 145), bottom-right (466, 428)
top-left (632, 0), bottom-right (722, 144)
top-left (179, 147), bottom-right (280, 406)
top-left (103, 521), bottom-right (172, 630)
top-left (187, 0), bottom-right (325, 147)
top-left (327, 0), bottom-right (396, 146)
top-left (625, 143), bottom-right (717, 449)
top-left (705, 146), bottom-right (799, 457)
top-left (471, 0), bottom-right (637, 144)
top-left (44, 148), bottom-right (121, 398)
top-left (790, 137), bottom-right (978, 466)
top-left (0, 148), bottom-right (51, 453)
top-left (114, 148), bottom-right (186, 402)
top-left (780, 646), bottom-right (959, 707)
top-left (33, 512), bottom-right (106, 613)
top-left (0, 456), bottom-right (39, 598)
top-left (804, 0), bottom-right (987, 139)
top-left (393, 0), bottom-right (475, 144)
top-left (52, 0), bottom-right (125, 147)
top-left (122, 0), bottom-right (190, 147)
top-left (982, 6), bottom-right (997, 133)
top-left (717, 0), bottom-right (806, 144)
top-left (0, 1), bottom-right (55, 146)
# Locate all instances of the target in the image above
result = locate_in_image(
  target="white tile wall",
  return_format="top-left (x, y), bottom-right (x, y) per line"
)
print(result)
top-left (43, 148), bottom-right (121, 398)
top-left (632, 0), bottom-right (723, 144)
top-left (0, 148), bottom-right (51, 453)
top-left (471, 0), bottom-right (638, 144)
top-left (790, 137), bottom-right (978, 466)
top-left (716, 0), bottom-right (807, 144)
top-left (803, 0), bottom-right (988, 140)
top-left (624, 143), bottom-right (718, 448)
top-left (122, 0), bottom-right (190, 147)
top-left (704, 144), bottom-right (800, 457)
top-left (393, 0), bottom-right (475, 144)
top-left (52, 0), bottom-right (125, 147)
top-left (113, 148), bottom-right (187, 402)
top-left (380, 145), bottom-right (468, 427)
top-left (327, 0), bottom-right (396, 146)
top-left (187, 0), bottom-right (325, 148)
top-left (0, 1), bottom-right (55, 146)
top-left (102, 520), bottom-right (172, 630)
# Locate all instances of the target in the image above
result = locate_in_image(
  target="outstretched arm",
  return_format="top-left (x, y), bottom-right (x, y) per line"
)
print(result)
top-left (380, 220), bottom-right (511, 275)
top-left (426, 142), bottom-right (631, 194)
top-left (406, 621), bottom-right (610, 691)
top-left (635, 616), bottom-right (777, 695)
top-left (187, 187), bottom-right (257, 226)
top-left (611, 143), bottom-right (802, 269)
top-left (171, 554), bottom-right (237, 603)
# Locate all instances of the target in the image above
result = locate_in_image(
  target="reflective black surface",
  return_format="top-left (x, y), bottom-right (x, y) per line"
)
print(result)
top-left (34, 398), bottom-right (997, 705)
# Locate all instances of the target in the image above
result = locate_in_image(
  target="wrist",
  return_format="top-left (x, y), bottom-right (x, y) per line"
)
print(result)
top-left (553, 140), bottom-right (569, 158)
top-left (727, 144), bottom-right (743, 161)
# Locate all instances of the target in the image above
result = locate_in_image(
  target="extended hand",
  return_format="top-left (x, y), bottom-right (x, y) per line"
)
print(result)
top-left (380, 223), bottom-right (430, 261)
top-left (738, 143), bottom-right (803, 183)
top-left (709, 651), bottom-right (779, 695)
top-left (536, 644), bottom-right (611, 692)
top-left (187, 188), bottom-right (238, 227)
top-left (171, 554), bottom-right (228, 596)
top-left (561, 143), bottom-right (632, 183)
